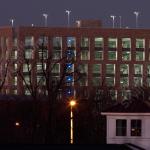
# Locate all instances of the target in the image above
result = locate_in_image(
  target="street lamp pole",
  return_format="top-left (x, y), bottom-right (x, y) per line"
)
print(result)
top-left (70, 100), bottom-right (76, 144)
top-left (110, 15), bottom-right (116, 28)
top-left (119, 16), bottom-right (122, 28)
top-left (43, 13), bottom-right (48, 27)
top-left (134, 11), bottom-right (139, 28)
top-left (65, 10), bottom-right (71, 27)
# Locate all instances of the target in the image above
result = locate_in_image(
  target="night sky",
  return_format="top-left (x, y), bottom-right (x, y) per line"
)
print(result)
top-left (1, 0), bottom-right (150, 28)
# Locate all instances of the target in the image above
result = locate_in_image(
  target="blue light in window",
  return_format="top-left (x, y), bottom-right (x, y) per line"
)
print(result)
top-left (66, 63), bottom-right (72, 69)
top-left (66, 76), bottom-right (73, 82)
top-left (66, 88), bottom-right (73, 96)
top-left (66, 50), bottom-right (74, 57)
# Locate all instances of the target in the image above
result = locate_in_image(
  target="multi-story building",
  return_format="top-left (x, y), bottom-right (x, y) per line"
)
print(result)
top-left (0, 20), bottom-right (150, 101)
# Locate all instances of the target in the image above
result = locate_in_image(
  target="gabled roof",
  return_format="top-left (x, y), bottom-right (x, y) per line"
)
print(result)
top-left (102, 100), bottom-right (150, 113)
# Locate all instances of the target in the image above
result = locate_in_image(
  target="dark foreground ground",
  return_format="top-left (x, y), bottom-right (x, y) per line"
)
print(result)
top-left (0, 144), bottom-right (133, 150)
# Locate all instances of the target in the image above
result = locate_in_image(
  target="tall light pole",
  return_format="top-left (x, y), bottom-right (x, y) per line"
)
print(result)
top-left (119, 16), bottom-right (122, 28)
top-left (134, 11), bottom-right (139, 28)
top-left (70, 100), bottom-right (76, 144)
top-left (110, 15), bottom-right (116, 28)
top-left (10, 19), bottom-right (14, 27)
top-left (65, 10), bottom-right (71, 27)
top-left (43, 13), bottom-right (48, 27)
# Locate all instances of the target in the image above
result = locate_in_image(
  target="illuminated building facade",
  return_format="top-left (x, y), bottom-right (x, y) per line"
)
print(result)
top-left (0, 20), bottom-right (150, 101)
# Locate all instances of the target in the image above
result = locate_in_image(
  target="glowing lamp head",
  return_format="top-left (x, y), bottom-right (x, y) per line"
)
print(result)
top-left (15, 122), bottom-right (20, 126)
top-left (70, 100), bottom-right (76, 107)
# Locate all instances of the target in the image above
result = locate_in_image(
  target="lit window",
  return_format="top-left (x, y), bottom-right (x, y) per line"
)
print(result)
top-left (37, 63), bottom-right (46, 73)
top-left (24, 49), bottom-right (33, 59)
top-left (38, 36), bottom-right (48, 46)
top-left (122, 38), bottom-right (131, 48)
top-left (94, 37), bottom-right (103, 48)
top-left (92, 64), bottom-right (101, 74)
top-left (78, 64), bottom-right (88, 74)
top-left (147, 77), bottom-right (150, 87)
top-left (110, 90), bottom-right (117, 100)
top-left (37, 75), bottom-right (46, 85)
top-left (81, 50), bottom-right (90, 60)
top-left (13, 38), bottom-right (17, 47)
top-left (67, 37), bottom-right (76, 48)
top-left (147, 65), bottom-right (150, 75)
top-left (106, 64), bottom-right (115, 74)
top-left (134, 77), bottom-right (142, 86)
top-left (51, 63), bottom-right (60, 74)
top-left (122, 51), bottom-right (131, 61)
top-left (92, 77), bottom-right (101, 86)
top-left (116, 119), bottom-right (127, 136)
top-left (25, 36), bottom-right (34, 47)
top-left (94, 51), bottom-right (103, 60)
top-left (131, 120), bottom-right (141, 136)
top-left (23, 75), bottom-right (30, 85)
top-left (120, 64), bottom-right (129, 74)
top-left (108, 51), bottom-right (117, 60)
top-left (108, 38), bottom-right (117, 48)
top-left (11, 50), bottom-right (17, 59)
top-left (53, 37), bottom-right (62, 48)
top-left (105, 77), bottom-right (115, 86)
top-left (136, 51), bottom-right (145, 61)
top-left (14, 63), bottom-right (18, 72)
top-left (52, 50), bottom-right (61, 60)
top-left (13, 76), bottom-right (17, 86)
top-left (23, 64), bottom-right (31, 73)
top-left (66, 63), bottom-right (74, 73)
top-left (120, 77), bottom-right (129, 87)
top-left (81, 37), bottom-right (89, 47)
top-left (136, 39), bottom-right (145, 48)
top-left (38, 49), bottom-right (48, 59)
top-left (25, 88), bottom-right (31, 95)
top-left (134, 64), bottom-right (143, 74)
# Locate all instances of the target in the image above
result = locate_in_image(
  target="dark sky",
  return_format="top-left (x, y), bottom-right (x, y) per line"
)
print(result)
top-left (1, 0), bottom-right (150, 28)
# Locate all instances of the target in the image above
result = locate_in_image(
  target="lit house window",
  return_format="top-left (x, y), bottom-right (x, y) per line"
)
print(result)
top-left (122, 38), bottom-right (131, 48)
top-left (105, 77), bottom-right (115, 86)
top-left (94, 37), bottom-right (103, 48)
top-left (38, 36), bottom-right (48, 46)
top-left (23, 75), bottom-right (30, 85)
top-left (13, 76), bottom-right (17, 86)
top-left (116, 119), bottom-right (127, 136)
top-left (122, 51), bottom-right (131, 61)
top-left (13, 38), bottom-right (17, 47)
top-left (136, 51), bottom-right (145, 61)
top-left (131, 120), bottom-right (141, 136)
top-left (37, 63), bottom-right (46, 73)
top-left (38, 49), bottom-right (48, 59)
top-left (11, 50), bottom-right (17, 59)
top-left (78, 64), bottom-right (88, 74)
top-left (51, 63), bottom-right (60, 74)
top-left (24, 49), bottom-right (33, 59)
top-left (106, 64), bottom-right (115, 74)
top-left (14, 63), bottom-right (18, 72)
top-left (53, 37), bottom-right (62, 48)
top-left (93, 64), bottom-right (101, 74)
top-left (25, 36), bottom-right (34, 47)
top-left (67, 37), bottom-right (76, 48)
top-left (108, 51), bottom-right (117, 60)
top-left (120, 64), bottom-right (129, 74)
top-left (121, 90), bottom-right (131, 100)
top-left (136, 39), bottom-right (145, 48)
top-left (134, 64), bottom-right (143, 74)
top-left (120, 77), bottom-right (129, 87)
top-left (108, 38), bottom-right (117, 48)
top-left (94, 51), bottom-right (103, 60)
top-left (37, 75), bottom-right (46, 85)
top-left (23, 64), bottom-right (31, 73)
top-left (81, 37), bottom-right (89, 47)
top-left (134, 77), bottom-right (142, 86)
top-left (81, 50), bottom-right (90, 60)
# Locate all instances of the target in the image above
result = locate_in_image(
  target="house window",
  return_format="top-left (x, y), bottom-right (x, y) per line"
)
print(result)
top-left (25, 36), bottom-right (34, 47)
top-left (94, 37), bottom-right (103, 48)
top-left (131, 120), bottom-right (141, 136)
top-left (122, 51), bottom-right (131, 61)
top-left (53, 37), bottom-right (62, 48)
top-left (51, 63), bottom-right (60, 74)
top-left (136, 39), bottom-right (145, 48)
top-left (116, 119), bottom-right (127, 136)
top-left (67, 37), bottom-right (76, 48)
top-left (94, 51), bottom-right (103, 60)
top-left (108, 38), bottom-right (117, 48)
top-left (108, 51), bottom-right (117, 60)
top-left (106, 64), bottom-right (115, 74)
top-left (122, 38), bottom-right (131, 48)
top-left (81, 37), bottom-right (89, 47)
top-left (81, 50), bottom-right (90, 60)
top-left (136, 51), bottom-right (145, 61)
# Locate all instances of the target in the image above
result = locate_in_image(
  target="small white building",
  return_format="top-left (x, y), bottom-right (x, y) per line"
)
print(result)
top-left (102, 100), bottom-right (150, 150)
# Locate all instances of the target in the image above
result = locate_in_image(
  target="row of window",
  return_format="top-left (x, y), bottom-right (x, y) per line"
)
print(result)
top-left (116, 119), bottom-right (141, 136)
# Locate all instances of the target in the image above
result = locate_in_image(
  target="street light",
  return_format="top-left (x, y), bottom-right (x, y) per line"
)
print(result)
top-left (134, 11), bottom-right (139, 28)
top-left (43, 13), bottom-right (48, 27)
top-left (65, 10), bottom-right (71, 27)
top-left (110, 15), bottom-right (116, 28)
top-left (119, 16), bottom-right (122, 28)
top-left (10, 19), bottom-right (14, 27)
top-left (69, 99), bottom-right (76, 144)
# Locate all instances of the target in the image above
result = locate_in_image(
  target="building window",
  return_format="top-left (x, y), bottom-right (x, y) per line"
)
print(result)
top-left (120, 64), bottom-right (129, 75)
top-left (131, 120), bottom-right (141, 136)
top-left (92, 77), bottom-right (101, 86)
top-left (67, 37), bottom-right (76, 48)
top-left (122, 51), bottom-right (131, 61)
top-left (52, 50), bottom-right (61, 60)
top-left (25, 88), bottom-right (31, 95)
top-left (37, 63), bottom-right (46, 73)
top-left (25, 36), bottom-right (34, 47)
top-left (13, 76), bottom-right (17, 86)
top-left (78, 64), bottom-right (88, 74)
top-left (23, 75), bottom-right (30, 85)
top-left (106, 64), bottom-right (115, 74)
top-left (13, 38), bottom-right (17, 47)
top-left (120, 77), bottom-right (129, 87)
top-left (94, 51), bottom-right (103, 60)
top-left (38, 49), bottom-right (48, 59)
top-left (147, 65), bottom-right (150, 75)
top-left (110, 90), bottom-right (117, 100)
top-left (81, 37), bottom-right (89, 47)
top-left (108, 51), bottom-right (117, 60)
top-left (105, 77), bottom-right (115, 86)
top-left (37, 75), bottom-right (46, 85)
top-left (38, 36), bottom-right (48, 47)
top-left (81, 50), bottom-right (90, 60)
top-left (52, 76), bottom-right (60, 86)
top-left (14, 63), bottom-right (18, 72)
top-left (23, 64), bottom-right (31, 73)
top-left (66, 63), bottom-right (74, 73)
top-left (136, 51), bottom-right (145, 61)
top-left (94, 37), bottom-right (103, 48)
top-left (79, 77), bottom-right (88, 86)
top-left (51, 63), bottom-right (60, 74)
top-left (116, 119), bottom-right (127, 136)
top-left (122, 38), bottom-right (131, 48)
top-left (134, 64), bottom-right (143, 75)
top-left (53, 37), bottom-right (62, 48)
top-left (136, 39), bottom-right (145, 48)
top-left (24, 49), bottom-right (33, 59)
top-left (147, 77), bottom-right (150, 87)
top-left (108, 38), bottom-right (117, 48)
top-left (92, 64), bottom-right (101, 74)
top-left (11, 50), bottom-right (17, 59)
top-left (121, 90), bottom-right (131, 100)
top-left (134, 77), bottom-right (142, 86)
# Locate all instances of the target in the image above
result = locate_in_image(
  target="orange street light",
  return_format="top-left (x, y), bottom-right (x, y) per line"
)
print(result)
top-left (69, 100), bottom-right (76, 144)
